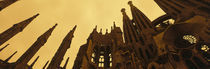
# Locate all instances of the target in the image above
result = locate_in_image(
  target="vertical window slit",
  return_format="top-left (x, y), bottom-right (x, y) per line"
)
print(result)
top-left (146, 50), bottom-right (151, 59)
top-left (139, 48), bottom-right (144, 59)
top-left (129, 22), bottom-right (138, 42)
top-left (126, 23), bottom-right (133, 42)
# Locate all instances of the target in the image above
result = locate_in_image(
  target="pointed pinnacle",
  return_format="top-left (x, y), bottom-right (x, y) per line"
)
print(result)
top-left (95, 25), bottom-right (97, 29)
top-left (111, 26), bottom-right (113, 30)
top-left (93, 25), bottom-right (97, 32)
top-left (33, 13), bottom-right (40, 18)
top-left (70, 25), bottom-right (77, 34)
top-left (52, 23), bottom-right (58, 29)
top-left (113, 22), bottom-right (116, 27)
top-left (106, 29), bottom-right (108, 34)
top-left (100, 28), bottom-right (102, 33)
top-left (0, 44), bottom-right (9, 52)
top-left (30, 56), bottom-right (40, 67)
top-left (73, 25), bottom-right (77, 31)
top-left (18, 13), bottom-right (40, 31)
top-left (43, 24), bottom-right (57, 36)
top-left (5, 51), bottom-right (17, 62)
top-left (28, 13), bottom-right (39, 21)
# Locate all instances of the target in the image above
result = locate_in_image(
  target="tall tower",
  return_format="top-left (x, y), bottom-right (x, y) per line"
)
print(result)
top-left (0, 0), bottom-right (18, 11)
top-left (128, 1), bottom-right (155, 34)
top-left (121, 1), bottom-right (158, 68)
top-left (0, 14), bottom-right (39, 46)
top-left (47, 25), bottom-right (76, 69)
top-left (122, 8), bottom-right (139, 44)
top-left (73, 23), bottom-right (136, 69)
top-left (14, 24), bottom-right (57, 69)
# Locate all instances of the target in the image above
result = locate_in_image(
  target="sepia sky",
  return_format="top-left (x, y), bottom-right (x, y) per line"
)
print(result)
top-left (0, 0), bottom-right (165, 69)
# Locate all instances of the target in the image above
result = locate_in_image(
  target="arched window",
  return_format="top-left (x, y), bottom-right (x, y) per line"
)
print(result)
top-left (99, 56), bottom-right (104, 62)
top-left (163, 19), bottom-right (175, 25)
top-left (91, 53), bottom-right (95, 63)
top-left (201, 45), bottom-right (209, 52)
top-left (133, 23), bottom-right (136, 26)
top-left (98, 55), bottom-right (104, 67)
top-left (156, 24), bottom-right (161, 27)
top-left (109, 53), bottom-right (112, 67)
top-left (196, 42), bottom-right (209, 62)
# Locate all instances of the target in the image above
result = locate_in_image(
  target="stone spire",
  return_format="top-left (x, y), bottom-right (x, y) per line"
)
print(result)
top-left (15, 24), bottom-right (57, 69)
top-left (111, 26), bottom-right (113, 30)
top-left (0, 0), bottom-right (18, 11)
top-left (128, 1), bottom-right (154, 31)
top-left (63, 57), bottom-right (69, 69)
top-left (47, 25), bottom-right (76, 69)
top-left (100, 28), bottom-right (102, 34)
top-left (128, 1), bottom-right (157, 63)
top-left (95, 25), bottom-right (97, 30)
top-left (5, 51), bottom-right (17, 62)
top-left (0, 14), bottom-right (39, 46)
top-left (93, 25), bottom-right (97, 32)
top-left (106, 29), bottom-right (108, 34)
top-left (30, 56), bottom-right (40, 68)
top-left (113, 21), bottom-right (116, 28)
top-left (43, 60), bottom-right (49, 69)
top-left (121, 8), bottom-right (139, 43)
top-left (0, 44), bottom-right (9, 52)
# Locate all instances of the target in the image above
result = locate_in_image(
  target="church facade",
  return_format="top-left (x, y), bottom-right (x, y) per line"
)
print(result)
top-left (73, 1), bottom-right (210, 69)
top-left (0, 0), bottom-right (209, 69)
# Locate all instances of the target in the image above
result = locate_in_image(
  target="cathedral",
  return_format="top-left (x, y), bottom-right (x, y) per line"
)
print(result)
top-left (0, 0), bottom-right (209, 69)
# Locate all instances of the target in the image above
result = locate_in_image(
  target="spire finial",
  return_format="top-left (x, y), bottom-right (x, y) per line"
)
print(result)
top-left (72, 25), bottom-right (77, 31)
top-left (111, 26), bottom-right (113, 30)
top-left (5, 51), bottom-right (17, 62)
top-left (121, 8), bottom-right (126, 13)
top-left (128, 1), bottom-right (133, 6)
top-left (113, 21), bottom-right (116, 28)
top-left (70, 25), bottom-right (77, 34)
top-left (34, 13), bottom-right (40, 18)
top-left (94, 25), bottom-right (97, 31)
top-left (100, 28), bottom-right (102, 34)
top-left (95, 25), bottom-right (97, 29)
top-left (52, 23), bottom-right (58, 29)
top-left (121, 8), bottom-right (127, 16)
top-left (106, 29), bottom-right (108, 34)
